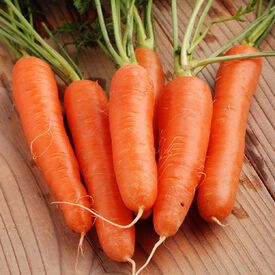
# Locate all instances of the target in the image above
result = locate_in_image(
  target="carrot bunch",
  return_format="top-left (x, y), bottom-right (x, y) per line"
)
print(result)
top-left (0, 0), bottom-right (137, 269)
top-left (0, 0), bottom-right (275, 274)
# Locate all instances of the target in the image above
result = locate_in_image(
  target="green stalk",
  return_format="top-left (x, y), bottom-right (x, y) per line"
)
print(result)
top-left (1, 0), bottom-right (82, 82)
top-left (209, 8), bottom-right (274, 60)
top-left (132, 6), bottom-right (147, 47)
top-left (97, 39), bottom-right (113, 60)
top-left (255, 16), bottom-right (275, 47)
top-left (181, 0), bottom-right (204, 74)
top-left (125, 0), bottom-right (136, 63)
top-left (0, 32), bottom-right (21, 58)
top-left (257, 0), bottom-right (263, 17)
top-left (245, 10), bottom-right (275, 46)
top-left (143, 0), bottom-right (155, 49)
top-left (189, 0), bottom-right (213, 54)
top-left (193, 51), bottom-right (275, 73)
top-left (171, 0), bottom-right (182, 76)
top-left (189, 12), bottom-right (252, 54)
top-left (111, 0), bottom-right (129, 61)
top-left (94, 0), bottom-right (128, 66)
top-left (94, 0), bottom-right (137, 67)
top-left (42, 23), bottom-right (83, 79)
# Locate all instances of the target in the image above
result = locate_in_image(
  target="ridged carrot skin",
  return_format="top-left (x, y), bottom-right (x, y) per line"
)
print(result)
top-left (197, 45), bottom-right (263, 222)
top-left (153, 76), bottom-right (213, 237)
top-left (12, 57), bottom-right (92, 233)
top-left (109, 64), bottom-right (157, 212)
top-left (64, 80), bottom-right (135, 261)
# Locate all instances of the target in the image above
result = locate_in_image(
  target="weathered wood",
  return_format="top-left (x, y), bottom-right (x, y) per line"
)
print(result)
top-left (0, 1), bottom-right (274, 275)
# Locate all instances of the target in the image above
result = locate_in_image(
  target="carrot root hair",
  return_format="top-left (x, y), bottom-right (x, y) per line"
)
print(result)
top-left (74, 232), bottom-right (86, 273)
top-left (211, 217), bottom-right (228, 227)
top-left (126, 257), bottom-right (136, 275)
top-left (51, 201), bottom-right (144, 228)
top-left (136, 235), bottom-right (166, 275)
top-left (30, 122), bottom-right (53, 160)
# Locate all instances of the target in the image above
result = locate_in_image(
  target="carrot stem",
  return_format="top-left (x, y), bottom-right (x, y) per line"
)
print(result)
top-left (123, 0), bottom-right (136, 63)
top-left (207, 7), bottom-right (274, 60)
top-left (189, 6), bottom-right (256, 54)
top-left (94, 0), bottom-right (125, 66)
top-left (172, 0), bottom-right (182, 76)
top-left (42, 23), bottom-right (83, 79)
top-left (181, 0), bottom-right (204, 71)
top-left (257, 0), bottom-right (263, 17)
top-left (193, 51), bottom-right (275, 73)
top-left (144, 0), bottom-right (155, 48)
top-left (1, 0), bottom-right (81, 82)
top-left (189, 0), bottom-right (213, 54)
top-left (111, 0), bottom-right (128, 61)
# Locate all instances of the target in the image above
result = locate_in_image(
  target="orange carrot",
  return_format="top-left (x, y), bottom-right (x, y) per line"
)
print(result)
top-left (109, 64), bottom-right (157, 213)
top-left (64, 80), bottom-right (135, 262)
top-left (12, 57), bottom-right (93, 234)
top-left (94, 0), bottom-right (158, 216)
top-left (154, 76), bottom-right (213, 236)
top-left (197, 1), bottom-right (275, 224)
top-left (197, 45), bottom-right (263, 223)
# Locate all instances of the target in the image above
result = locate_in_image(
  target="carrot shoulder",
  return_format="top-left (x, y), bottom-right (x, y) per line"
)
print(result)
top-left (12, 57), bottom-right (92, 234)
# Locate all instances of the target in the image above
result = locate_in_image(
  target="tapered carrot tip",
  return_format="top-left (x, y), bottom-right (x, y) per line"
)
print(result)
top-left (211, 217), bottom-right (228, 227)
top-left (136, 208), bottom-right (152, 220)
top-left (136, 236), bottom-right (166, 275)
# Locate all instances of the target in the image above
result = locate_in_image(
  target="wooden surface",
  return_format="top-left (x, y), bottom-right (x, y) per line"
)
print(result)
top-left (0, 1), bottom-right (274, 274)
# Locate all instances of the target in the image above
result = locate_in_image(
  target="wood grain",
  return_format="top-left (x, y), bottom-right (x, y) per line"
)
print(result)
top-left (0, 1), bottom-right (274, 274)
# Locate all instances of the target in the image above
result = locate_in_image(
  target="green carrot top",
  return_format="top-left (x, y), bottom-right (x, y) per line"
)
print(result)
top-left (0, 0), bottom-right (82, 83)
top-left (171, 0), bottom-right (275, 77)
top-left (94, 0), bottom-right (137, 67)
top-left (242, 0), bottom-right (275, 47)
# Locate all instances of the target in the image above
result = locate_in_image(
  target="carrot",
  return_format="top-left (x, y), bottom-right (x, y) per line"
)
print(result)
top-left (109, 64), bottom-right (157, 212)
top-left (12, 57), bottom-right (93, 234)
top-left (154, 76), bottom-right (213, 236)
top-left (63, 80), bottom-right (135, 262)
top-left (95, 0), bottom-right (157, 215)
top-left (197, 2), bottom-right (275, 224)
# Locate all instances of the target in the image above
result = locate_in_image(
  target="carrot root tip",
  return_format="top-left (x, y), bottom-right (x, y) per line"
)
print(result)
top-left (211, 217), bottom-right (228, 227)
top-left (126, 257), bottom-right (136, 275)
top-left (51, 201), bottom-right (142, 228)
top-left (78, 232), bottom-right (85, 256)
top-left (135, 235), bottom-right (166, 275)
top-left (74, 232), bottom-right (86, 273)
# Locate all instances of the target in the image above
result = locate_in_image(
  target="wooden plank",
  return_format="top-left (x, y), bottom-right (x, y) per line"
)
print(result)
top-left (0, 1), bottom-right (274, 274)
